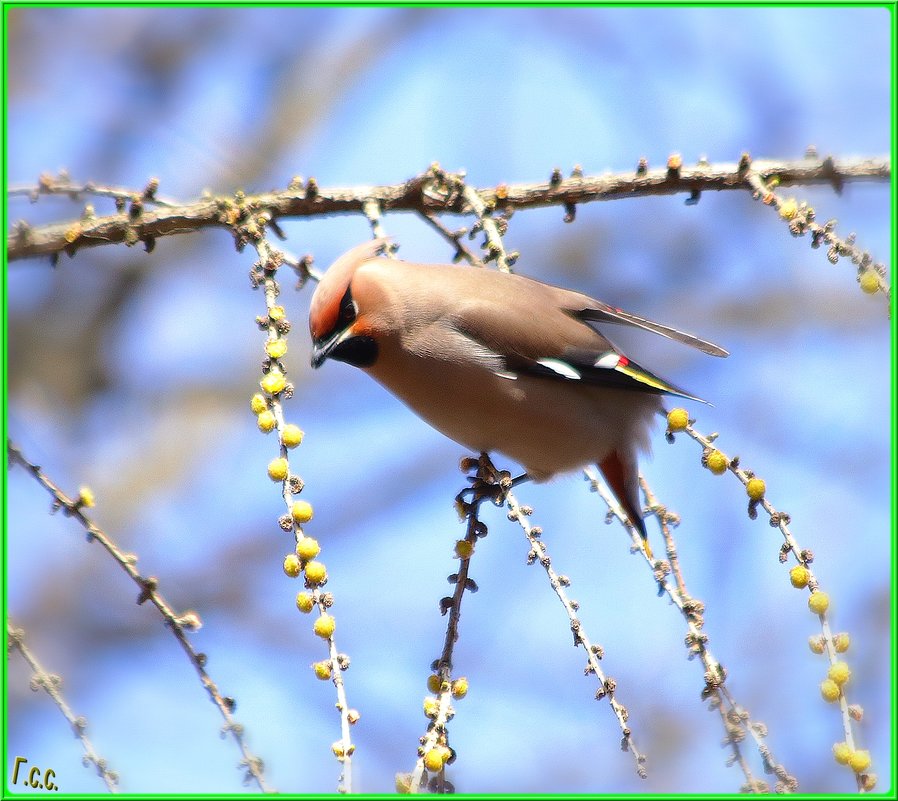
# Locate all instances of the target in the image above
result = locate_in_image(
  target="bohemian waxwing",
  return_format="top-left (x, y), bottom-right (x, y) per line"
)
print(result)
top-left (309, 238), bottom-right (727, 553)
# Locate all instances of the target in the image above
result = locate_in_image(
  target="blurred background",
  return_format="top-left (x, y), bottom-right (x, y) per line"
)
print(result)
top-left (5, 6), bottom-right (891, 794)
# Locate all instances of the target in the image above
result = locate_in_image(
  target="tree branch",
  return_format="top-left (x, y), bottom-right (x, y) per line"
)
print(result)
top-left (7, 156), bottom-right (889, 262)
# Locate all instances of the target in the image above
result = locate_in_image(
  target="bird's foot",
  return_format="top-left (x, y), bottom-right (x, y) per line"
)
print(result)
top-left (455, 452), bottom-right (517, 511)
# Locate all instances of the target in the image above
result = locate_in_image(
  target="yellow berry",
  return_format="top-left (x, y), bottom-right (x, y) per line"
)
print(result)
top-left (789, 566), bottom-right (810, 588)
top-left (291, 500), bottom-right (314, 524)
top-left (808, 635), bottom-right (825, 654)
top-left (706, 450), bottom-right (728, 475)
top-left (834, 632), bottom-right (850, 653)
top-left (77, 486), bottom-right (95, 508)
top-left (746, 478), bottom-right (766, 501)
top-left (283, 553), bottom-right (301, 578)
top-left (296, 591), bottom-right (315, 613)
top-left (265, 338), bottom-right (288, 359)
top-left (395, 773), bottom-right (412, 794)
top-left (833, 742), bottom-right (853, 765)
top-left (250, 393), bottom-right (267, 414)
top-left (268, 457), bottom-right (289, 481)
top-left (808, 591), bottom-right (830, 615)
top-left (828, 661), bottom-right (851, 686)
top-left (304, 560), bottom-right (327, 586)
top-left (296, 536), bottom-right (321, 562)
top-left (454, 540), bottom-right (474, 559)
top-left (820, 678), bottom-right (841, 702)
top-left (427, 674), bottom-right (441, 694)
top-left (423, 747), bottom-right (447, 773)
top-left (667, 408), bottom-right (689, 432)
top-left (281, 424), bottom-right (304, 448)
top-left (313, 660), bottom-right (332, 680)
top-left (314, 613), bottom-right (336, 638)
top-left (260, 369), bottom-right (286, 395)
top-left (423, 696), bottom-right (439, 718)
top-left (848, 750), bottom-right (871, 773)
top-left (257, 410), bottom-right (276, 432)
top-left (451, 677), bottom-right (468, 699)
top-left (778, 198), bottom-right (798, 220)
top-left (859, 270), bottom-right (880, 294)
top-left (268, 305), bottom-right (286, 321)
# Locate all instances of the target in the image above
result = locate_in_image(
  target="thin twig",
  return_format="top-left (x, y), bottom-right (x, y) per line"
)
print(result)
top-left (8, 174), bottom-right (178, 208)
top-left (478, 456), bottom-right (646, 779)
top-left (673, 421), bottom-right (871, 791)
top-left (282, 250), bottom-right (323, 285)
top-left (361, 199), bottom-right (398, 257)
top-left (7, 622), bottom-right (120, 792)
top-left (456, 181), bottom-right (514, 272)
top-left (743, 163), bottom-right (890, 304)
top-left (6, 441), bottom-right (272, 792)
top-left (248, 222), bottom-right (356, 793)
top-left (417, 211), bottom-right (485, 267)
top-left (407, 474), bottom-right (485, 794)
top-left (641, 474), bottom-right (795, 792)
top-left (584, 467), bottom-right (797, 792)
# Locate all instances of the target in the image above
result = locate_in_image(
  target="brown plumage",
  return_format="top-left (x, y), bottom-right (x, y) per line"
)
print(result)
top-left (310, 239), bottom-right (726, 550)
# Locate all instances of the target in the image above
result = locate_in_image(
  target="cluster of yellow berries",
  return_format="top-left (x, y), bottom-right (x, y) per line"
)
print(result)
top-left (803, 594), bottom-right (870, 780)
top-left (819, 659), bottom-right (851, 702)
top-left (666, 410), bottom-right (770, 504)
top-left (252, 305), bottom-right (339, 673)
top-left (418, 675), bottom-right (469, 775)
top-left (288, 534), bottom-right (334, 642)
top-left (252, 392), bottom-right (305, 447)
top-left (667, 411), bottom-right (873, 785)
top-left (425, 674), bottom-right (468, 699)
top-left (832, 742), bottom-right (873, 777)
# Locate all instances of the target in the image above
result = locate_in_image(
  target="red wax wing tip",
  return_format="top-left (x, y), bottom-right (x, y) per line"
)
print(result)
top-left (618, 355), bottom-right (630, 366)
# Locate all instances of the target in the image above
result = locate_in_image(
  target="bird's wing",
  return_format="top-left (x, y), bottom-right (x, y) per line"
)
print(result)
top-left (506, 346), bottom-right (710, 403)
top-left (443, 283), bottom-right (710, 403)
top-left (379, 262), bottom-right (719, 403)
top-left (573, 303), bottom-right (729, 357)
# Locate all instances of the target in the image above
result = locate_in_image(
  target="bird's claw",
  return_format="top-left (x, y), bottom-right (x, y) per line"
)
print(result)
top-left (455, 453), bottom-right (513, 510)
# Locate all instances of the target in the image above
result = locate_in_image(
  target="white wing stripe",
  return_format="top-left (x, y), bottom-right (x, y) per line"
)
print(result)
top-left (593, 352), bottom-right (621, 369)
top-left (536, 358), bottom-right (581, 380)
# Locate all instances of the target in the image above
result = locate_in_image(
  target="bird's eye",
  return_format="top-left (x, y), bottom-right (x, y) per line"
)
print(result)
top-left (336, 285), bottom-right (357, 331)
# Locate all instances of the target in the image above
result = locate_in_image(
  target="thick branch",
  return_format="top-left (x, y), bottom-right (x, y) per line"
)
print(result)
top-left (7, 156), bottom-right (888, 262)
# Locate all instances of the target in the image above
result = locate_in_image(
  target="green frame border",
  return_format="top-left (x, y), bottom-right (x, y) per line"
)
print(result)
top-left (1, 2), bottom-right (895, 797)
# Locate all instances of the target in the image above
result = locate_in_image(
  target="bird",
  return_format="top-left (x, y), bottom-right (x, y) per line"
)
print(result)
top-left (309, 238), bottom-right (727, 556)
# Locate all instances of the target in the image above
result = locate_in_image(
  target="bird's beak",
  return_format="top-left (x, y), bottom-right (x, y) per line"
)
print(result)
top-left (311, 327), bottom-right (352, 369)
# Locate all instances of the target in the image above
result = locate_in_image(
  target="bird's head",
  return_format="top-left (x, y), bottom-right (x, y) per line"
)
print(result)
top-left (309, 239), bottom-right (390, 370)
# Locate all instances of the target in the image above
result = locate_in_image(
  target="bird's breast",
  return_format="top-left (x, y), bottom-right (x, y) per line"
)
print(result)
top-left (364, 339), bottom-right (660, 479)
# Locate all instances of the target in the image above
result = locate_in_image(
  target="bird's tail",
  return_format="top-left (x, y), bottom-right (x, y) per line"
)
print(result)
top-left (598, 450), bottom-right (653, 559)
